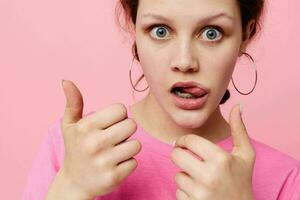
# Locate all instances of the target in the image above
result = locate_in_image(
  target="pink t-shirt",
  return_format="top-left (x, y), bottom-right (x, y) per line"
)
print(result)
top-left (22, 104), bottom-right (300, 200)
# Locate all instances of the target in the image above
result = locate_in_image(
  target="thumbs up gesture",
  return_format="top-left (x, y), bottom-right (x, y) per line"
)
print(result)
top-left (171, 104), bottom-right (256, 200)
top-left (57, 80), bottom-right (142, 199)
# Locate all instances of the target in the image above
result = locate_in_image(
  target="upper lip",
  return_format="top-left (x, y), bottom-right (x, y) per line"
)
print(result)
top-left (170, 81), bottom-right (210, 93)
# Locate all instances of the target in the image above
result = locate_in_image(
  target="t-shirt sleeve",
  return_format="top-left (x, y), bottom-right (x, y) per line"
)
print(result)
top-left (21, 125), bottom-right (60, 200)
top-left (290, 165), bottom-right (300, 200)
top-left (278, 163), bottom-right (300, 200)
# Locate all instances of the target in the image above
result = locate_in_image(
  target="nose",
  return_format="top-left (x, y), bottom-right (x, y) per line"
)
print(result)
top-left (170, 40), bottom-right (199, 73)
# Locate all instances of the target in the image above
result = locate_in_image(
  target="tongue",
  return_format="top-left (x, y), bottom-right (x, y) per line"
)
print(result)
top-left (181, 87), bottom-right (205, 97)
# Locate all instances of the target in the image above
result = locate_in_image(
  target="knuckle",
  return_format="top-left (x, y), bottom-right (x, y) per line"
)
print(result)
top-left (93, 137), bottom-right (107, 153)
top-left (216, 153), bottom-right (232, 164)
top-left (127, 118), bottom-right (137, 132)
top-left (115, 103), bottom-right (127, 117)
top-left (82, 135), bottom-right (98, 155)
top-left (83, 141), bottom-right (94, 155)
top-left (199, 192), bottom-right (213, 200)
top-left (76, 121), bottom-right (90, 133)
top-left (175, 171), bottom-right (184, 183)
top-left (95, 154), bottom-right (110, 168)
top-left (192, 190), bottom-right (204, 200)
top-left (104, 170), bottom-right (120, 187)
top-left (204, 175), bottom-right (219, 190)
top-left (194, 173), bottom-right (204, 183)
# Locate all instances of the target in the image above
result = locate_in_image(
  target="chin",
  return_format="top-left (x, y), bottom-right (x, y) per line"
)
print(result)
top-left (175, 119), bottom-right (206, 129)
top-left (172, 111), bottom-right (208, 129)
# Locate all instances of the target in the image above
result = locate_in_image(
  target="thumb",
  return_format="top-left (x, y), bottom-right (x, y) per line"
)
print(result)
top-left (229, 103), bottom-right (255, 160)
top-left (61, 80), bottom-right (84, 128)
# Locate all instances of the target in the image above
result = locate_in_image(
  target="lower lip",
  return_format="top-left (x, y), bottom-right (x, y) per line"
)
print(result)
top-left (171, 92), bottom-right (208, 110)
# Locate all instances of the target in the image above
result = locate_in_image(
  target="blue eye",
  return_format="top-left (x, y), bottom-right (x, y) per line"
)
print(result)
top-left (201, 27), bottom-right (222, 41)
top-left (147, 24), bottom-right (223, 42)
top-left (149, 26), bottom-right (170, 39)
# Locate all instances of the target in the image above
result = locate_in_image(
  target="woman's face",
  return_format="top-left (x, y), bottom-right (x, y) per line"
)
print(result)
top-left (135, 0), bottom-right (249, 129)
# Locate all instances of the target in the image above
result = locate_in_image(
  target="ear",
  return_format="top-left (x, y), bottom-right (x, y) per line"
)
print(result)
top-left (239, 19), bottom-right (256, 56)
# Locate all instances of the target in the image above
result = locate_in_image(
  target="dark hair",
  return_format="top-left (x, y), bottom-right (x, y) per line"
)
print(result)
top-left (115, 0), bottom-right (265, 104)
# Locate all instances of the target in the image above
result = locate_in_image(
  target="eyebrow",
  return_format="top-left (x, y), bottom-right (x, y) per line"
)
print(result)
top-left (141, 12), bottom-right (234, 23)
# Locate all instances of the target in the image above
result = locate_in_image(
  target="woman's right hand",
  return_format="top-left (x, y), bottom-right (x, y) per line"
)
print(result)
top-left (57, 80), bottom-right (141, 199)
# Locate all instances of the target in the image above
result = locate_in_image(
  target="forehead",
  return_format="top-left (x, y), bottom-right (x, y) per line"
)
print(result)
top-left (137, 0), bottom-right (240, 20)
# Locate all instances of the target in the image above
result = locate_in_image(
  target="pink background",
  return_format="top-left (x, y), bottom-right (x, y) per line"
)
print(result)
top-left (1, 0), bottom-right (299, 199)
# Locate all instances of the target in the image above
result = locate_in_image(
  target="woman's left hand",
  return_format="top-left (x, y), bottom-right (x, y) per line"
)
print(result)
top-left (171, 104), bottom-right (256, 200)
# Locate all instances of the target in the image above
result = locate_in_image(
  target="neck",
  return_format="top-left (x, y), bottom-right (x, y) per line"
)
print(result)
top-left (131, 91), bottom-right (231, 145)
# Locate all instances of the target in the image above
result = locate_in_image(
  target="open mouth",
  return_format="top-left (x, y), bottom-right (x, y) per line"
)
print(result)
top-left (171, 87), bottom-right (207, 99)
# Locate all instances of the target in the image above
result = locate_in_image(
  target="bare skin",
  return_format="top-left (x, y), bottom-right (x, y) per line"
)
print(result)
top-left (127, 0), bottom-right (257, 198)
top-left (131, 0), bottom-right (255, 148)
top-left (45, 80), bottom-right (142, 200)
top-left (129, 92), bottom-right (232, 145)
top-left (46, 0), bottom-right (257, 198)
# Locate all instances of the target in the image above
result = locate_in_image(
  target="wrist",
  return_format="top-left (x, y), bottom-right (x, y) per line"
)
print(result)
top-left (45, 169), bottom-right (93, 200)
top-left (240, 189), bottom-right (254, 200)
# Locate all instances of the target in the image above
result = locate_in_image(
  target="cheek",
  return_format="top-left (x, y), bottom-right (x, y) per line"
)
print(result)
top-left (141, 64), bottom-right (166, 94)
top-left (136, 41), bottom-right (168, 91)
top-left (207, 41), bottom-right (239, 81)
top-left (203, 44), bottom-right (239, 101)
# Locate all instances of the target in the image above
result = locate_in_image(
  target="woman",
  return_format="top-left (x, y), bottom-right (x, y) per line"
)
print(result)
top-left (22, 0), bottom-right (300, 199)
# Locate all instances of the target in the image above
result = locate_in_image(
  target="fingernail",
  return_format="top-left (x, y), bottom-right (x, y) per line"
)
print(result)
top-left (61, 80), bottom-right (65, 88)
top-left (239, 103), bottom-right (243, 116)
top-left (171, 140), bottom-right (176, 147)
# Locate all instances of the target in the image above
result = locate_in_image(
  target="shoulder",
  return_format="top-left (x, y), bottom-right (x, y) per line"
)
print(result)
top-left (249, 137), bottom-right (300, 168)
top-left (248, 138), bottom-right (300, 199)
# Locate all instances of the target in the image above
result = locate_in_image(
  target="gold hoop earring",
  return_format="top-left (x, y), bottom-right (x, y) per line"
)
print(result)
top-left (129, 55), bottom-right (149, 92)
top-left (231, 52), bottom-right (258, 95)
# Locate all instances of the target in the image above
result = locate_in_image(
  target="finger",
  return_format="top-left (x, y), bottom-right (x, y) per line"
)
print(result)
top-left (78, 103), bottom-right (128, 130)
top-left (174, 134), bottom-right (224, 162)
top-left (176, 188), bottom-right (190, 200)
top-left (103, 118), bottom-right (137, 146)
top-left (83, 110), bottom-right (96, 117)
top-left (89, 118), bottom-right (137, 149)
top-left (115, 157), bottom-right (138, 183)
top-left (175, 171), bottom-right (195, 199)
top-left (171, 147), bottom-right (206, 181)
top-left (229, 103), bottom-right (255, 160)
top-left (61, 80), bottom-right (84, 129)
top-left (110, 139), bottom-right (142, 165)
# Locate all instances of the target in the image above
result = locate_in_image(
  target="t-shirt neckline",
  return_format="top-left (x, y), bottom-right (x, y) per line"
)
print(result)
top-left (125, 104), bottom-right (232, 157)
